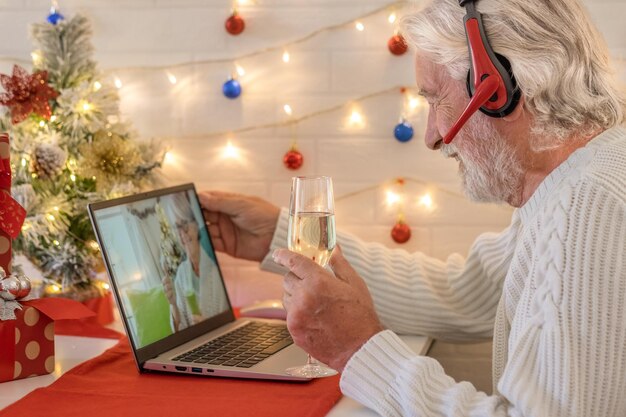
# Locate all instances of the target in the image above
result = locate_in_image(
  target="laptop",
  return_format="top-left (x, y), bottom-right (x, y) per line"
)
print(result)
top-left (88, 183), bottom-right (310, 381)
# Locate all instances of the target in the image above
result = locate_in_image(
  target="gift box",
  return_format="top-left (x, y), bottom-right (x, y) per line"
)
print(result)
top-left (0, 297), bottom-right (95, 383)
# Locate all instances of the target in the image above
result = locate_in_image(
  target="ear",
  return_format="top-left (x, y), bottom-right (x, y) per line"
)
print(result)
top-left (502, 94), bottom-right (525, 122)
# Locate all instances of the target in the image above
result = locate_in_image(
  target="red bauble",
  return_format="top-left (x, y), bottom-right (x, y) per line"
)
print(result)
top-left (283, 149), bottom-right (303, 170)
top-left (391, 221), bottom-right (411, 244)
top-left (225, 13), bottom-right (245, 35)
top-left (388, 34), bottom-right (408, 56)
top-left (0, 65), bottom-right (59, 124)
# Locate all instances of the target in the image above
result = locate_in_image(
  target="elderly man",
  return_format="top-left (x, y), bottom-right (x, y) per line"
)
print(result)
top-left (200, 0), bottom-right (626, 415)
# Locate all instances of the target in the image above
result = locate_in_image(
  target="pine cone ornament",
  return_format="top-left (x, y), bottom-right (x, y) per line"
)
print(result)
top-left (31, 143), bottom-right (67, 179)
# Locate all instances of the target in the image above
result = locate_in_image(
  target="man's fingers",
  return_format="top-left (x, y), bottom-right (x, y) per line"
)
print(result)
top-left (272, 248), bottom-right (326, 280)
top-left (198, 191), bottom-right (245, 215)
top-left (328, 245), bottom-right (357, 283)
top-left (283, 271), bottom-right (302, 295)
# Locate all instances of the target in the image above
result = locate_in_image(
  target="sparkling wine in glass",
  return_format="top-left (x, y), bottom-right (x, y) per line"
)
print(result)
top-left (285, 176), bottom-right (338, 378)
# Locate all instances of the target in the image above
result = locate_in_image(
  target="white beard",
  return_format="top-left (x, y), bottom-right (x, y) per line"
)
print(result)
top-left (441, 117), bottom-right (524, 204)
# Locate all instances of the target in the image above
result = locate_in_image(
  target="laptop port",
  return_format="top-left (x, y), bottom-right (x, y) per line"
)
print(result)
top-left (191, 367), bottom-right (202, 373)
top-left (175, 366), bottom-right (187, 372)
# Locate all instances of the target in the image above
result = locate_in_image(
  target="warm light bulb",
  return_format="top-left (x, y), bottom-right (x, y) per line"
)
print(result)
top-left (20, 158), bottom-right (26, 167)
top-left (89, 240), bottom-right (100, 250)
top-left (52, 240), bottom-right (60, 246)
top-left (93, 81), bottom-right (102, 92)
top-left (46, 214), bottom-right (55, 221)
top-left (31, 51), bottom-right (42, 65)
top-left (283, 104), bottom-right (293, 116)
top-left (235, 64), bottom-right (246, 77)
top-left (222, 141), bottom-right (240, 159)
top-left (164, 151), bottom-right (174, 163)
top-left (80, 101), bottom-right (93, 112)
top-left (282, 51), bottom-right (290, 63)
top-left (102, 282), bottom-right (110, 290)
top-left (70, 174), bottom-right (76, 182)
top-left (409, 96), bottom-right (421, 109)
top-left (355, 21), bottom-right (365, 31)
top-left (53, 206), bottom-right (59, 211)
top-left (39, 120), bottom-right (46, 127)
top-left (50, 284), bottom-right (61, 293)
top-left (114, 77), bottom-right (123, 89)
top-left (350, 110), bottom-right (363, 125)
top-left (388, 13), bottom-right (397, 24)
top-left (50, 115), bottom-right (57, 122)
top-left (418, 193), bottom-right (434, 210)
top-left (167, 73), bottom-right (177, 84)
top-left (386, 191), bottom-right (401, 206)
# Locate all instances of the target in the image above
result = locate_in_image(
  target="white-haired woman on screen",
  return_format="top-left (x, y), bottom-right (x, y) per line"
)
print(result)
top-left (161, 191), bottom-right (228, 331)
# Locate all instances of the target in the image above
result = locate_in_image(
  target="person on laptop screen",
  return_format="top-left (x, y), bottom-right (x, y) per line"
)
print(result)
top-left (160, 192), bottom-right (228, 331)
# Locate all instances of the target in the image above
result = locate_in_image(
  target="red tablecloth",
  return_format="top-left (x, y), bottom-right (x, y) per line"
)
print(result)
top-left (0, 337), bottom-right (342, 417)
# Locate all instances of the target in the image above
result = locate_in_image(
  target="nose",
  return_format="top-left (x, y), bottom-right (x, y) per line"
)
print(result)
top-left (424, 107), bottom-right (443, 150)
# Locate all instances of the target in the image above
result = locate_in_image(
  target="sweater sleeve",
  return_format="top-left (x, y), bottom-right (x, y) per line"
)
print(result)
top-left (261, 208), bottom-right (519, 341)
top-left (341, 180), bottom-right (626, 417)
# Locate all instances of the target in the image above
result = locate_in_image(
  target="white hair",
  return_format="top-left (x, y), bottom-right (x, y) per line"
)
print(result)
top-left (400, 0), bottom-right (626, 148)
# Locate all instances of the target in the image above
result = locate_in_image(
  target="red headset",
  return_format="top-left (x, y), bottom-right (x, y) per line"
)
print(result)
top-left (443, 0), bottom-right (521, 144)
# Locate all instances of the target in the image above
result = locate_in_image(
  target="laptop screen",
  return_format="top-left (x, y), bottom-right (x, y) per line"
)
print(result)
top-left (91, 186), bottom-right (230, 349)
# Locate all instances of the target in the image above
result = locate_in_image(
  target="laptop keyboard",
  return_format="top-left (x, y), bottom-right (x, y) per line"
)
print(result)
top-left (172, 322), bottom-right (293, 368)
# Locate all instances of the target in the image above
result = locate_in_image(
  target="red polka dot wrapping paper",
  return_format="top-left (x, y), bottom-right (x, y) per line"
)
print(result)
top-left (0, 298), bottom-right (96, 383)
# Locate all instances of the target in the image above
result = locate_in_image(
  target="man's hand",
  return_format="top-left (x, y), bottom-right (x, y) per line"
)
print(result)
top-left (273, 245), bottom-right (384, 372)
top-left (198, 191), bottom-right (280, 262)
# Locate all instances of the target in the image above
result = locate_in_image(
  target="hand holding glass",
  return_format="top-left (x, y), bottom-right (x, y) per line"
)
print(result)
top-left (285, 176), bottom-right (338, 378)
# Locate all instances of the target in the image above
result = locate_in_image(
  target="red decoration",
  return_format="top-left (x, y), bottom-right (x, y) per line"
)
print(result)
top-left (225, 11), bottom-right (245, 36)
top-left (0, 298), bottom-right (95, 383)
top-left (0, 134), bottom-right (26, 275)
top-left (391, 220), bottom-right (411, 244)
top-left (0, 65), bottom-right (59, 124)
top-left (388, 34), bottom-right (408, 56)
top-left (283, 148), bottom-right (303, 170)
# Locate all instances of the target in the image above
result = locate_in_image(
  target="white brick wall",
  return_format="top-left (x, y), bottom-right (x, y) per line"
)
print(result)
top-left (1, 0), bottom-right (624, 306)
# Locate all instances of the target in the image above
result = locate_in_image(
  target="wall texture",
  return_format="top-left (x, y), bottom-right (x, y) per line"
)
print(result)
top-left (1, 0), bottom-right (624, 306)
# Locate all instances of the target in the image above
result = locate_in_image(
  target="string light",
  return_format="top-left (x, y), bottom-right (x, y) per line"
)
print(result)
top-left (31, 51), bottom-right (42, 66)
top-left (283, 104), bottom-right (293, 117)
top-left (348, 108), bottom-right (365, 127)
top-left (78, 100), bottom-right (93, 113)
top-left (46, 214), bottom-right (55, 221)
top-left (282, 51), bottom-right (290, 63)
top-left (70, 174), bottom-right (76, 182)
top-left (222, 141), bottom-right (240, 159)
top-left (20, 158), bottom-right (26, 167)
top-left (386, 190), bottom-right (401, 206)
top-left (38, 120), bottom-right (46, 127)
top-left (50, 115), bottom-right (57, 122)
top-left (93, 81), bottom-right (102, 92)
top-left (88, 240), bottom-right (100, 250)
top-left (235, 64), bottom-right (246, 77)
top-left (52, 240), bottom-right (60, 246)
top-left (164, 151), bottom-right (174, 163)
top-left (114, 77), bottom-right (123, 89)
top-left (388, 12), bottom-right (397, 24)
top-left (355, 21), bottom-right (365, 31)
top-left (167, 73), bottom-right (177, 84)
top-left (418, 193), bottom-right (434, 210)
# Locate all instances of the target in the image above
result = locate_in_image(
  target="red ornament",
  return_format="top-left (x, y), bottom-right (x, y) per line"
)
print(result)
top-left (0, 65), bottom-right (59, 124)
top-left (388, 34), bottom-right (408, 56)
top-left (225, 12), bottom-right (245, 36)
top-left (283, 148), bottom-right (303, 170)
top-left (391, 221), bottom-right (411, 244)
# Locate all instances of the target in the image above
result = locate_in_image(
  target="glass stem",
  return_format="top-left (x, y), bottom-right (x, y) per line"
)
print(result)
top-left (307, 355), bottom-right (319, 367)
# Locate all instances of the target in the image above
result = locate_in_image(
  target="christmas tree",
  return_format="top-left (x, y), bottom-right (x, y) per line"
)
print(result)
top-left (0, 14), bottom-right (163, 297)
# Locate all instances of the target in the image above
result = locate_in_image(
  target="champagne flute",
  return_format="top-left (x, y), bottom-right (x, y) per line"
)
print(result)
top-left (285, 176), bottom-right (338, 378)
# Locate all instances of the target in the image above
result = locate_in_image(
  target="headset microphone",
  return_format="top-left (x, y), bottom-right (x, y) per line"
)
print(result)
top-left (443, 0), bottom-right (521, 144)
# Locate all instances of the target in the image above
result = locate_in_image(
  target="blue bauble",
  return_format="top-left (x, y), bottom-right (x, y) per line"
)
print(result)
top-left (47, 11), bottom-right (64, 25)
top-left (222, 78), bottom-right (242, 99)
top-left (394, 121), bottom-right (414, 142)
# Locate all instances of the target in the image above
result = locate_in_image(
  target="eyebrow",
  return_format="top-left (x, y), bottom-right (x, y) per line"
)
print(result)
top-left (417, 89), bottom-right (437, 99)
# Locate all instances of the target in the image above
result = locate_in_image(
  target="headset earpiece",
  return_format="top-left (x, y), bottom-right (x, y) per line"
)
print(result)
top-left (443, 0), bottom-right (521, 144)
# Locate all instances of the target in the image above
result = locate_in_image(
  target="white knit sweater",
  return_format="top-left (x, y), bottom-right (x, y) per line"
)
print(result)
top-left (261, 127), bottom-right (626, 417)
